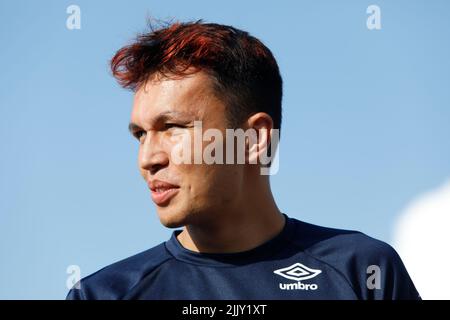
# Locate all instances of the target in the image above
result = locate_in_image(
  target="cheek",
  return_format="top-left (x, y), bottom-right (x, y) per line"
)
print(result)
top-left (165, 127), bottom-right (240, 199)
top-left (184, 163), bottom-right (239, 201)
top-left (164, 130), bottom-right (193, 164)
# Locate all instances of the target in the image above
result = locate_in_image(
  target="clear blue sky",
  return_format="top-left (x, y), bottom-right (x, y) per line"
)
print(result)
top-left (1, 0), bottom-right (449, 299)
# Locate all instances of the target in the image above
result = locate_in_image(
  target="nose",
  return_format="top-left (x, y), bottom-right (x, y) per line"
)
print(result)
top-left (139, 132), bottom-right (169, 175)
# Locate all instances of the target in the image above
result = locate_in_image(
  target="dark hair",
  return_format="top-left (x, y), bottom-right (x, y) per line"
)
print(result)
top-left (111, 20), bottom-right (283, 133)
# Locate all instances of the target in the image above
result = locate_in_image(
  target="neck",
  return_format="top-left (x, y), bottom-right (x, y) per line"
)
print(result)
top-left (177, 176), bottom-right (285, 253)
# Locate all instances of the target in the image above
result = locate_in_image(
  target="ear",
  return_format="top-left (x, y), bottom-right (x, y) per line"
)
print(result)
top-left (245, 112), bottom-right (274, 165)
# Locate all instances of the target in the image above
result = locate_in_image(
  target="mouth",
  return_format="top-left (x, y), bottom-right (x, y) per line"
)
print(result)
top-left (148, 180), bottom-right (180, 206)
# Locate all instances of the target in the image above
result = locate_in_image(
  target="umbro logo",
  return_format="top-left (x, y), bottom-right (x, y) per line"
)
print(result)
top-left (274, 262), bottom-right (322, 281)
top-left (274, 263), bottom-right (322, 291)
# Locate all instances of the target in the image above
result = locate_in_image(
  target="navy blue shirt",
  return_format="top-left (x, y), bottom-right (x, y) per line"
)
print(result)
top-left (66, 214), bottom-right (420, 300)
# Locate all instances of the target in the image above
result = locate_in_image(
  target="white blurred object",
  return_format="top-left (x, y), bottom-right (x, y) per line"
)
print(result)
top-left (393, 179), bottom-right (450, 300)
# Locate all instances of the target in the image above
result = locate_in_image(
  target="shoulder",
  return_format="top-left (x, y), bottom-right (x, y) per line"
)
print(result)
top-left (287, 217), bottom-right (420, 299)
top-left (288, 217), bottom-right (400, 262)
top-left (66, 242), bottom-right (173, 300)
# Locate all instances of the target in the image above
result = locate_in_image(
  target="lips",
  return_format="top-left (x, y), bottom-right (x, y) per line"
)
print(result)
top-left (148, 180), bottom-right (180, 206)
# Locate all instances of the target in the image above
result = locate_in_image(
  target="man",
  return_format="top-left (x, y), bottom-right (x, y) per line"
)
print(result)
top-left (67, 21), bottom-right (420, 300)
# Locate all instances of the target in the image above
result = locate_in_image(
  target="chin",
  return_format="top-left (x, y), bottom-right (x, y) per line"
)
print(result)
top-left (156, 207), bottom-right (189, 229)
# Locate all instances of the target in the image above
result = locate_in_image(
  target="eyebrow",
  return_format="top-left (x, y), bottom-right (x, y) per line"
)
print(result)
top-left (128, 122), bottom-right (141, 134)
top-left (128, 110), bottom-right (194, 134)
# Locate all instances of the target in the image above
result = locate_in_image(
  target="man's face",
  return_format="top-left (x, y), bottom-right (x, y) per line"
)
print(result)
top-left (130, 71), bottom-right (242, 228)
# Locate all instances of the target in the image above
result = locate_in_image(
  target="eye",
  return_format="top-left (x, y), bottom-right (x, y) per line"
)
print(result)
top-left (133, 130), bottom-right (146, 142)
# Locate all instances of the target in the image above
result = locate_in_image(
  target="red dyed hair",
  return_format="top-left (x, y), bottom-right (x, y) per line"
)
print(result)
top-left (110, 20), bottom-right (282, 130)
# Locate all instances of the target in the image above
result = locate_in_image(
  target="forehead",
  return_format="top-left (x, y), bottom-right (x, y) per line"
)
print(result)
top-left (131, 71), bottom-right (222, 124)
